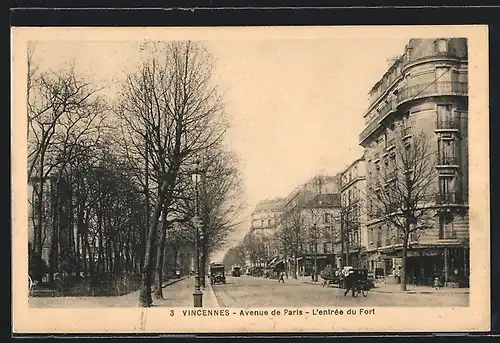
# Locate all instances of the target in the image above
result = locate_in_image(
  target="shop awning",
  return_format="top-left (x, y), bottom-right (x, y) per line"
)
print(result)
top-left (368, 252), bottom-right (381, 261)
top-left (368, 252), bottom-right (393, 261)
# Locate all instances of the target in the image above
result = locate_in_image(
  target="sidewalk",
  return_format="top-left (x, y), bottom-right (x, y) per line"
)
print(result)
top-left (156, 276), bottom-right (219, 307)
top-left (29, 276), bottom-right (191, 308)
top-left (297, 276), bottom-right (469, 295)
top-left (368, 282), bottom-right (469, 295)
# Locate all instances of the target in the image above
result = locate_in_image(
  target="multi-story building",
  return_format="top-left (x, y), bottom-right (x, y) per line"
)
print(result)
top-left (250, 197), bottom-right (284, 238)
top-left (280, 174), bottom-right (342, 275)
top-left (359, 38), bottom-right (469, 287)
top-left (248, 197), bottom-right (284, 265)
top-left (339, 156), bottom-right (368, 269)
top-left (300, 193), bottom-right (341, 274)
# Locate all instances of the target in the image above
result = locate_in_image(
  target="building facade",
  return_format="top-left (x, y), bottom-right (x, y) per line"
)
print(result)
top-left (359, 38), bottom-right (469, 287)
top-left (339, 156), bottom-right (368, 269)
top-left (247, 197), bottom-right (284, 266)
top-left (280, 175), bottom-right (342, 275)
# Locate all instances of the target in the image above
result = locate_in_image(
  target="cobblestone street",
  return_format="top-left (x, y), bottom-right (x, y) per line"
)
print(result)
top-left (29, 275), bottom-right (469, 308)
top-left (211, 276), bottom-right (469, 308)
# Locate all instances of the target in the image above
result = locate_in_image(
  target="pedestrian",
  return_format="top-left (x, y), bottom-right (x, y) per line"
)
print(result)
top-left (278, 271), bottom-right (285, 283)
top-left (344, 270), bottom-right (357, 297)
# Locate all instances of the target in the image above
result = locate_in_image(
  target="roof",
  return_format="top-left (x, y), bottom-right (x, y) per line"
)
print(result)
top-left (305, 193), bottom-right (341, 209)
top-left (254, 197), bottom-right (284, 212)
top-left (340, 156), bottom-right (365, 176)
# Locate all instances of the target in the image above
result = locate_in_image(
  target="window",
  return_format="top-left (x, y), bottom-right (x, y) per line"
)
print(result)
top-left (268, 219), bottom-right (271, 226)
top-left (324, 227), bottom-right (331, 239)
top-left (437, 104), bottom-right (453, 123)
top-left (377, 228), bottom-right (382, 247)
top-left (260, 219), bottom-right (264, 227)
top-left (436, 66), bottom-right (450, 83)
top-left (324, 213), bottom-right (332, 224)
top-left (324, 242), bottom-right (330, 253)
top-left (438, 137), bottom-right (456, 163)
top-left (435, 39), bottom-right (448, 54)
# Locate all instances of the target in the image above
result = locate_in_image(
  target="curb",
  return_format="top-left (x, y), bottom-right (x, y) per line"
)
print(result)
top-left (303, 281), bottom-right (469, 295)
top-left (369, 289), bottom-right (470, 295)
top-left (204, 283), bottom-right (220, 308)
top-left (159, 276), bottom-right (189, 290)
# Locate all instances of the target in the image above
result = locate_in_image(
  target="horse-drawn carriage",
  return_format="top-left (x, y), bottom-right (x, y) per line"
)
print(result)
top-left (321, 266), bottom-right (375, 290)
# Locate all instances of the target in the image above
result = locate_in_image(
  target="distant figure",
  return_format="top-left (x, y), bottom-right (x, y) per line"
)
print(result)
top-left (344, 270), bottom-right (357, 297)
top-left (278, 271), bottom-right (285, 283)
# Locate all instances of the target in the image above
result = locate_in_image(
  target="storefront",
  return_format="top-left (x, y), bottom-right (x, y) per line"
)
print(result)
top-left (377, 244), bottom-right (469, 287)
top-left (301, 254), bottom-right (335, 275)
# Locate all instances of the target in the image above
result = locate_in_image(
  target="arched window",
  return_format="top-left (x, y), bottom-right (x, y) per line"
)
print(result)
top-left (436, 39), bottom-right (448, 54)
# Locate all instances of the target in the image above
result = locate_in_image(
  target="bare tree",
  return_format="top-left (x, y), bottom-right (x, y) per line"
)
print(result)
top-left (339, 193), bottom-right (362, 268)
top-left (174, 144), bottom-right (246, 287)
top-left (277, 206), bottom-right (306, 279)
top-left (116, 41), bottom-right (226, 307)
top-left (367, 129), bottom-right (438, 291)
top-left (27, 52), bottom-right (107, 283)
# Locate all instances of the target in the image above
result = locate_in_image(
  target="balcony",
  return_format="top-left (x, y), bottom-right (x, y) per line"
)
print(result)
top-left (360, 81), bottom-right (467, 144)
top-left (437, 156), bottom-right (459, 168)
top-left (384, 136), bottom-right (395, 151)
top-left (436, 120), bottom-right (459, 132)
top-left (388, 201), bottom-right (399, 213)
top-left (383, 170), bottom-right (397, 183)
top-left (402, 126), bottom-right (412, 139)
top-left (397, 81), bottom-right (467, 105)
top-left (435, 192), bottom-right (463, 205)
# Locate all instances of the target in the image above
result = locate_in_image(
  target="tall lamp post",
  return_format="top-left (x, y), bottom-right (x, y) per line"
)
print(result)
top-left (313, 222), bottom-right (318, 282)
top-left (191, 160), bottom-right (204, 307)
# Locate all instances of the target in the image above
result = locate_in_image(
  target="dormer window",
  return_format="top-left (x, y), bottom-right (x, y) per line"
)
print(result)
top-left (436, 39), bottom-right (448, 54)
top-left (405, 46), bottom-right (413, 62)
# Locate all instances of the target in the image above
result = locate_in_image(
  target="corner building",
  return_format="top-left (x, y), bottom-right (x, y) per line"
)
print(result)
top-left (359, 38), bottom-right (469, 287)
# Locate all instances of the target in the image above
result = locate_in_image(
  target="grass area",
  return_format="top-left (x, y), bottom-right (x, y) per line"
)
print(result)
top-left (32, 274), bottom-right (142, 297)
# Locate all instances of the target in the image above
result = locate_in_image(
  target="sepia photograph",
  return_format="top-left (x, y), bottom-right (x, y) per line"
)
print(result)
top-left (11, 25), bottom-right (490, 333)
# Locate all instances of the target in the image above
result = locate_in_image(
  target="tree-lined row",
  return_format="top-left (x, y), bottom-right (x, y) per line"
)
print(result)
top-left (27, 41), bottom-right (245, 306)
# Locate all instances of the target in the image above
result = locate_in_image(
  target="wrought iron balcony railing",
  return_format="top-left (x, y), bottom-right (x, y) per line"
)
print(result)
top-left (397, 81), bottom-right (467, 104)
top-left (402, 126), bottom-right (412, 138)
top-left (360, 81), bottom-right (467, 143)
top-left (386, 171), bottom-right (397, 181)
top-left (436, 120), bottom-right (459, 130)
top-left (435, 192), bottom-right (463, 205)
top-left (438, 156), bottom-right (459, 166)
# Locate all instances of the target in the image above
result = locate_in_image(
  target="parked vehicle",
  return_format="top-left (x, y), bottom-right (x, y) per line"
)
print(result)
top-left (231, 265), bottom-right (241, 277)
top-left (210, 263), bottom-right (226, 285)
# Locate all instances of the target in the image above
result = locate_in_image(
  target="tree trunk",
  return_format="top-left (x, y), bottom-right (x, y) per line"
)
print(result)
top-left (201, 242), bottom-right (208, 288)
top-left (314, 243), bottom-right (318, 282)
top-left (68, 186), bottom-right (75, 276)
top-left (97, 204), bottom-right (104, 275)
top-left (81, 230), bottom-right (87, 277)
top-left (340, 221), bottom-right (345, 268)
top-left (401, 232), bottom-right (409, 291)
top-left (292, 252), bottom-right (298, 279)
top-left (153, 209), bottom-right (169, 299)
top-left (113, 237), bottom-right (121, 275)
top-left (49, 177), bottom-right (59, 284)
top-left (34, 174), bottom-right (45, 284)
top-left (138, 189), bottom-right (165, 307)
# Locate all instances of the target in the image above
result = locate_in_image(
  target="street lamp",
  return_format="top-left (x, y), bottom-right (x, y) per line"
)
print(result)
top-left (313, 222), bottom-right (318, 282)
top-left (191, 159), bottom-right (203, 308)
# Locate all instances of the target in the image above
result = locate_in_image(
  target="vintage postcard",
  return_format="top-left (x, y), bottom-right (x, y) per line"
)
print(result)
top-left (11, 25), bottom-right (490, 334)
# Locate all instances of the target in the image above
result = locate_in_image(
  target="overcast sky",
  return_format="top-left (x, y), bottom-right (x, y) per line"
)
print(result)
top-left (31, 36), bottom-right (413, 261)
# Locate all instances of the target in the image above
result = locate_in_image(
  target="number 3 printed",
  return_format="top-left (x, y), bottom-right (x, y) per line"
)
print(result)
top-left (170, 310), bottom-right (174, 316)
